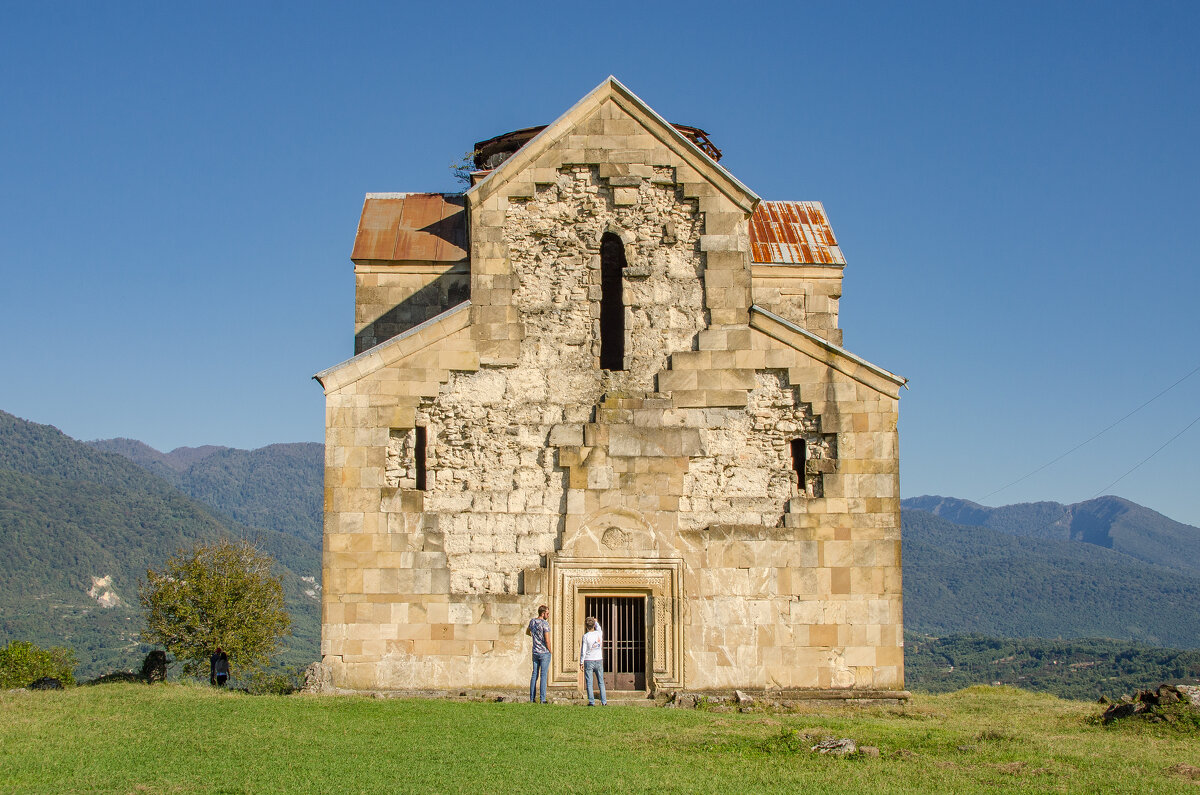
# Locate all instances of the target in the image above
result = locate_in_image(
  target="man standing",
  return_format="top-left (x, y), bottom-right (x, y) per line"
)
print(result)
top-left (209, 647), bottom-right (229, 687)
top-left (579, 616), bottom-right (606, 706)
top-left (526, 605), bottom-right (551, 703)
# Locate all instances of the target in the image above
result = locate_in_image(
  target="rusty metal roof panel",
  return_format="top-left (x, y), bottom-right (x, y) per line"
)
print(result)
top-left (749, 201), bottom-right (845, 265)
top-left (351, 193), bottom-right (468, 262)
top-left (353, 197), bottom-right (406, 261)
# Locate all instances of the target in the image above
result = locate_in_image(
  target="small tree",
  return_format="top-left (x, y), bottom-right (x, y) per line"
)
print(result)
top-left (0, 641), bottom-right (76, 688)
top-left (139, 539), bottom-right (292, 679)
top-left (450, 150), bottom-right (480, 186)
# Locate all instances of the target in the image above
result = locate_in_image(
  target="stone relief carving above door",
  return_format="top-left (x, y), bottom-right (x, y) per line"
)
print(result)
top-left (559, 506), bottom-right (674, 557)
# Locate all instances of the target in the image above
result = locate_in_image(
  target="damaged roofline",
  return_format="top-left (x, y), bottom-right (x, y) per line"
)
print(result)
top-left (465, 76), bottom-right (759, 214)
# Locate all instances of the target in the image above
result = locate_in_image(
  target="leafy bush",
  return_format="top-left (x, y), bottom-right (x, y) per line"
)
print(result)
top-left (0, 640), bottom-right (76, 688)
top-left (244, 666), bottom-right (305, 695)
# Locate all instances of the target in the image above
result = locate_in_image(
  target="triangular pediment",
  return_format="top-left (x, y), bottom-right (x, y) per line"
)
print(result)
top-left (466, 76), bottom-right (759, 214)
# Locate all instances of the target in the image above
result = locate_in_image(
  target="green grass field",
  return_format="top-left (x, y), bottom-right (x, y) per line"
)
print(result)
top-left (1, 684), bottom-right (1197, 793)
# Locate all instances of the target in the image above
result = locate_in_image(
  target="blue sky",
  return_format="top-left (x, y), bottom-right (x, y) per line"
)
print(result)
top-left (1, 1), bottom-right (1197, 524)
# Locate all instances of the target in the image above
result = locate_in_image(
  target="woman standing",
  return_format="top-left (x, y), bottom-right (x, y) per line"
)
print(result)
top-left (578, 617), bottom-right (606, 706)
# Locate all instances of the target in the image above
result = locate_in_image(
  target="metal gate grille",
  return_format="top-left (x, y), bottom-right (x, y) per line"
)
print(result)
top-left (584, 596), bottom-right (646, 691)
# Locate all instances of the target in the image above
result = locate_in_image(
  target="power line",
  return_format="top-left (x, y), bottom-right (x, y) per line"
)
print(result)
top-left (1090, 411), bottom-right (1200, 499)
top-left (977, 363), bottom-right (1200, 502)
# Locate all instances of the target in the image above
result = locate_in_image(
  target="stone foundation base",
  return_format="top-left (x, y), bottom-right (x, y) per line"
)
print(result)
top-left (299, 685), bottom-right (910, 707)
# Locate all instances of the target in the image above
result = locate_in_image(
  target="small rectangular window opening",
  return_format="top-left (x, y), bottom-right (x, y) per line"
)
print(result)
top-left (415, 426), bottom-right (427, 491)
top-left (790, 438), bottom-right (805, 487)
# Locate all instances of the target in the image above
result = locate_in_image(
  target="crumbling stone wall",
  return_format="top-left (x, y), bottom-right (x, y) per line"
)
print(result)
top-left (408, 164), bottom-right (708, 595)
top-left (384, 428), bottom-right (417, 488)
top-left (679, 370), bottom-right (834, 531)
top-left (415, 368), bottom-right (565, 595)
top-left (503, 165), bottom-right (705, 385)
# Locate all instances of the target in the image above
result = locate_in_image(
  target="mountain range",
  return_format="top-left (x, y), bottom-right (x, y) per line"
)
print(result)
top-left (87, 438), bottom-right (323, 546)
top-left (903, 494), bottom-right (1200, 578)
top-left (3, 406), bottom-right (1200, 681)
top-left (900, 505), bottom-right (1200, 647)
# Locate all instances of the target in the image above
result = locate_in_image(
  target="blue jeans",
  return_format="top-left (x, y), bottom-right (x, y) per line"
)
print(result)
top-left (583, 660), bottom-right (606, 705)
top-left (530, 652), bottom-right (551, 703)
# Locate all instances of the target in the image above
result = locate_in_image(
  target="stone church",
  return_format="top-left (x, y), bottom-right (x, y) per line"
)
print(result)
top-left (314, 78), bottom-right (907, 697)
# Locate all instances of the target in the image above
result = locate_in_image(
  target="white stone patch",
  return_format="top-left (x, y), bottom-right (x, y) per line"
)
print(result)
top-left (301, 575), bottom-right (321, 600)
top-left (87, 575), bottom-right (121, 608)
top-left (504, 166), bottom-right (705, 387)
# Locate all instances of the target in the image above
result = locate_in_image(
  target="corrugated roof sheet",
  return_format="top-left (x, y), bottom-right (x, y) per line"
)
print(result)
top-left (353, 194), bottom-right (841, 266)
top-left (351, 193), bottom-right (468, 262)
top-left (749, 201), bottom-right (845, 265)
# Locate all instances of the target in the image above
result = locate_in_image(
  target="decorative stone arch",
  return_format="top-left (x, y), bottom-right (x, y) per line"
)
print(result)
top-left (594, 222), bottom-right (637, 248)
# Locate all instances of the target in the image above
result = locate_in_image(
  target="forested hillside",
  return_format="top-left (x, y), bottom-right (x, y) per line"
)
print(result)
top-left (0, 411), bottom-right (319, 677)
top-left (905, 633), bottom-right (1200, 699)
top-left (901, 508), bottom-right (1200, 647)
top-left (89, 439), bottom-right (323, 545)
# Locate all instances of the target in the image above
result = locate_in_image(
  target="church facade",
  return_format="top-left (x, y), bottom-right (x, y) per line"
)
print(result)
top-left (314, 78), bottom-right (907, 696)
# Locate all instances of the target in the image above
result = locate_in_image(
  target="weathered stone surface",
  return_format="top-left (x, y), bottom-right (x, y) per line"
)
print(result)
top-left (315, 79), bottom-right (905, 695)
top-left (811, 738), bottom-right (857, 755)
top-left (1101, 684), bottom-right (1200, 724)
top-left (300, 661), bottom-right (334, 695)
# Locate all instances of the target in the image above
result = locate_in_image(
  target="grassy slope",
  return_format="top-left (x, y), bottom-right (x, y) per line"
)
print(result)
top-left (1, 685), bottom-right (1197, 793)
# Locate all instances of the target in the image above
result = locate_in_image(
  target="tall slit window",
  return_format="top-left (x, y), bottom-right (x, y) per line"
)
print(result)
top-left (600, 232), bottom-right (626, 370)
top-left (414, 426), bottom-right (427, 491)
top-left (790, 438), bottom-right (806, 487)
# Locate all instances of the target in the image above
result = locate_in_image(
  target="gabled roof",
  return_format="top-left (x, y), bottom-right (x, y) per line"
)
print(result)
top-left (749, 201), bottom-right (846, 265)
top-left (467, 77), bottom-right (760, 214)
top-left (351, 193), bottom-right (468, 263)
top-left (312, 302), bottom-right (471, 393)
top-left (750, 306), bottom-right (907, 398)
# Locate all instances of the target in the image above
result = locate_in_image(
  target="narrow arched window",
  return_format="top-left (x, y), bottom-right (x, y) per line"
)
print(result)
top-left (599, 232), bottom-right (626, 370)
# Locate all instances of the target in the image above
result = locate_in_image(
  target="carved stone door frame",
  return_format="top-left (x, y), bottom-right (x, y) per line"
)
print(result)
top-left (548, 556), bottom-right (684, 691)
